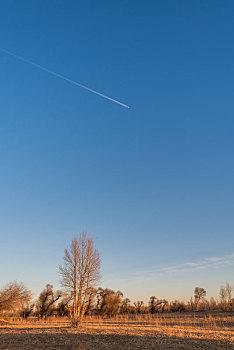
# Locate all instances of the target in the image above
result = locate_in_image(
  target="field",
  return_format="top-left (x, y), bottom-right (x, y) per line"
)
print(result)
top-left (0, 312), bottom-right (234, 349)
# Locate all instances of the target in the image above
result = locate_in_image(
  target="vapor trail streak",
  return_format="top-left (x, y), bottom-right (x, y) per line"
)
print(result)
top-left (0, 47), bottom-right (130, 108)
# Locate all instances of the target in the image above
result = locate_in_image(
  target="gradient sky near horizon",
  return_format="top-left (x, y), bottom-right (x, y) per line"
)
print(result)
top-left (0, 0), bottom-right (234, 302)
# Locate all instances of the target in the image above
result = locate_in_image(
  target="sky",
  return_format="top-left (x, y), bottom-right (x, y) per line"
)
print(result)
top-left (0, 0), bottom-right (234, 303)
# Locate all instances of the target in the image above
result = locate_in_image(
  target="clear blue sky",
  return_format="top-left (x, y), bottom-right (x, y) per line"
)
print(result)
top-left (0, 0), bottom-right (233, 302)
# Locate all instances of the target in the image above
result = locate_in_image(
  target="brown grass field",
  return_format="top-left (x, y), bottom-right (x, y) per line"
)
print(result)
top-left (0, 312), bottom-right (234, 349)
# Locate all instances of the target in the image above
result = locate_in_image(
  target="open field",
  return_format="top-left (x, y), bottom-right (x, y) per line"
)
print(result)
top-left (0, 313), bottom-right (234, 349)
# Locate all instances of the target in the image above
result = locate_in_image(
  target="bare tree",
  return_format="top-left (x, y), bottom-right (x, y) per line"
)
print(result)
top-left (36, 284), bottom-right (62, 319)
top-left (194, 287), bottom-right (206, 311)
top-left (120, 298), bottom-right (131, 314)
top-left (224, 283), bottom-right (233, 310)
top-left (149, 296), bottom-right (167, 314)
top-left (219, 283), bottom-right (233, 310)
top-left (149, 296), bottom-right (157, 314)
top-left (0, 281), bottom-right (31, 315)
top-left (21, 304), bottom-right (34, 319)
top-left (59, 232), bottom-right (101, 326)
top-left (134, 300), bottom-right (144, 314)
top-left (148, 297), bottom-right (168, 314)
top-left (219, 285), bottom-right (227, 309)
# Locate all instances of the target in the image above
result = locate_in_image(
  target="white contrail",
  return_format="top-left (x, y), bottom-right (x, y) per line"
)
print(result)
top-left (0, 47), bottom-right (130, 109)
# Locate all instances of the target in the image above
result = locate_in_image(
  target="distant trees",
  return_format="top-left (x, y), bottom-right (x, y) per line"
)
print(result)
top-left (209, 297), bottom-right (217, 310)
top-left (194, 287), bottom-right (207, 311)
top-left (120, 298), bottom-right (131, 314)
top-left (96, 288), bottom-right (123, 317)
top-left (149, 296), bottom-right (169, 314)
top-left (0, 280), bottom-right (233, 319)
top-left (170, 300), bottom-right (185, 313)
top-left (31, 282), bottom-right (232, 316)
top-left (0, 281), bottom-right (31, 315)
top-left (149, 296), bottom-right (157, 314)
top-left (59, 232), bottom-right (101, 326)
top-left (0, 246), bottom-right (233, 321)
top-left (134, 301), bottom-right (144, 314)
top-left (219, 283), bottom-right (234, 310)
top-left (56, 295), bottom-right (71, 317)
top-left (36, 284), bottom-right (62, 319)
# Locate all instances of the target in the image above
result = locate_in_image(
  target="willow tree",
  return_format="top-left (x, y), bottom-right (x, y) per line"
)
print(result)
top-left (59, 232), bottom-right (101, 326)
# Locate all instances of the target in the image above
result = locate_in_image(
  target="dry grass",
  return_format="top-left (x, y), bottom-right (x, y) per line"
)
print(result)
top-left (0, 312), bottom-right (233, 349)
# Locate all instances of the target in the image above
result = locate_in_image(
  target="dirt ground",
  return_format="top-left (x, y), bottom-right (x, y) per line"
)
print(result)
top-left (0, 314), bottom-right (233, 349)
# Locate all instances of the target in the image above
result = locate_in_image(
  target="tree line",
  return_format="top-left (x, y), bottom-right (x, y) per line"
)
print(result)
top-left (0, 233), bottom-right (233, 327)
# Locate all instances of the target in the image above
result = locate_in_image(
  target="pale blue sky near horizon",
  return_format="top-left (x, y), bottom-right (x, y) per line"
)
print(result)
top-left (0, 0), bottom-right (234, 302)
